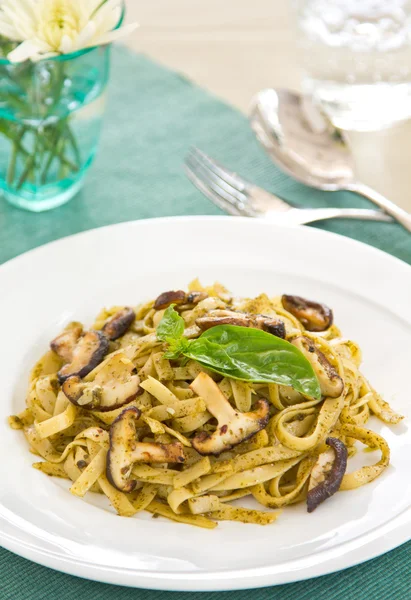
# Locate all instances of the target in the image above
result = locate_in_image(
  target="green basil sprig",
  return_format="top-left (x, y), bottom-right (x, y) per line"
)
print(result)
top-left (157, 306), bottom-right (321, 399)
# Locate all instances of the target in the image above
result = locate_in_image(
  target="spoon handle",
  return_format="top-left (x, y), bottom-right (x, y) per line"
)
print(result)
top-left (267, 207), bottom-right (393, 225)
top-left (346, 182), bottom-right (411, 232)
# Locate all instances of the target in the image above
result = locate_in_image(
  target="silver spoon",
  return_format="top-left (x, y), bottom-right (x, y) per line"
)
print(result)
top-left (250, 88), bottom-right (411, 232)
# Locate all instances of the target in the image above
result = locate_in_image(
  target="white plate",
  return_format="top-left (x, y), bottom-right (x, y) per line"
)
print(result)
top-left (0, 216), bottom-right (410, 591)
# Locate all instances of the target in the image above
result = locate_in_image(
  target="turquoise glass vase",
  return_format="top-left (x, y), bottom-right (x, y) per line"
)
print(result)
top-left (0, 45), bottom-right (111, 212)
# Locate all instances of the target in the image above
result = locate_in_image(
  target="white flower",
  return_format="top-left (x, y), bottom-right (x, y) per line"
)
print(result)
top-left (0, 0), bottom-right (138, 62)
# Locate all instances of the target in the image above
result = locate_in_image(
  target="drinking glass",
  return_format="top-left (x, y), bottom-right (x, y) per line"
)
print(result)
top-left (291, 0), bottom-right (411, 131)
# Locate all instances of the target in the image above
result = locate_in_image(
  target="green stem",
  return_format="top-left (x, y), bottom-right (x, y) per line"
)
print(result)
top-left (49, 62), bottom-right (66, 112)
top-left (58, 141), bottom-right (67, 179)
top-left (13, 140), bottom-right (31, 159)
top-left (58, 153), bottom-right (79, 173)
top-left (65, 123), bottom-right (81, 168)
top-left (7, 140), bottom-right (19, 186)
top-left (47, 119), bottom-right (81, 174)
top-left (57, 133), bottom-right (72, 181)
top-left (3, 60), bottom-right (82, 190)
top-left (6, 126), bottom-right (29, 185)
top-left (40, 123), bottom-right (63, 184)
top-left (43, 137), bottom-right (79, 180)
top-left (3, 119), bottom-right (80, 189)
top-left (39, 119), bottom-right (80, 183)
top-left (17, 135), bottom-right (40, 189)
top-left (54, 125), bottom-right (79, 172)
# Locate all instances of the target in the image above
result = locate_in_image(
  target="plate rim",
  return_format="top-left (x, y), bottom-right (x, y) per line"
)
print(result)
top-left (1, 215), bottom-right (410, 591)
top-left (1, 505), bottom-right (409, 591)
top-left (1, 215), bottom-right (410, 274)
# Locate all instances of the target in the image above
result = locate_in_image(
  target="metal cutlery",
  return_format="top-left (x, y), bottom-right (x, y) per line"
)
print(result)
top-left (184, 147), bottom-right (393, 226)
top-left (250, 88), bottom-right (411, 231)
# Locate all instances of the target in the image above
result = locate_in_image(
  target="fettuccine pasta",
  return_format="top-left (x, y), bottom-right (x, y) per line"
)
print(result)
top-left (9, 281), bottom-right (403, 527)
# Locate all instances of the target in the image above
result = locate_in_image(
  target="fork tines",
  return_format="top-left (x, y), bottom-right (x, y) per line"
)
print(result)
top-left (184, 148), bottom-right (257, 217)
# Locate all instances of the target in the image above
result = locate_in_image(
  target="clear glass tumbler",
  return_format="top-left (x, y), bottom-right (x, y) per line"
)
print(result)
top-left (0, 45), bottom-right (111, 212)
top-left (291, 0), bottom-right (411, 131)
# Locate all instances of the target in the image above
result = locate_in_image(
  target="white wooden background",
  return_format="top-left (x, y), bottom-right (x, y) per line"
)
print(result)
top-left (124, 0), bottom-right (411, 211)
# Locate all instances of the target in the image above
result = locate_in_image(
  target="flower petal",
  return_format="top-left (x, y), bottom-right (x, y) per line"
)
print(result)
top-left (88, 0), bottom-right (111, 18)
top-left (1, 0), bottom-right (135, 61)
top-left (0, 3), bottom-right (35, 38)
top-left (73, 21), bottom-right (97, 51)
top-left (86, 22), bottom-right (139, 48)
top-left (7, 39), bottom-right (47, 63)
top-left (59, 34), bottom-right (73, 54)
top-left (92, 1), bottom-right (122, 35)
top-left (0, 21), bottom-right (20, 40)
top-left (11, 0), bottom-right (38, 22)
top-left (95, 0), bottom-right (124, 16)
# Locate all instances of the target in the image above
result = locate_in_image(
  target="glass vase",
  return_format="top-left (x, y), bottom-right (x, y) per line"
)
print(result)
top-left (0, 45), bottom-right (111, 212)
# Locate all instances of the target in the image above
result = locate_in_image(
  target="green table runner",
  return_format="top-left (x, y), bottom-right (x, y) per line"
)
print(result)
top-left (0, 46), bottom-right (410, 599)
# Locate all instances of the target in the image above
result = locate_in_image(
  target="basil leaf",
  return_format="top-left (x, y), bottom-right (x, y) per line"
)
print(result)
top-left (164, 337), bottom-right (190, 360)
top-left (184, 325), bottom-right (321, 399)
top-left (156, 305), bottom-right (185, 343)
top-left (156, 309), bottom-right (321, 399)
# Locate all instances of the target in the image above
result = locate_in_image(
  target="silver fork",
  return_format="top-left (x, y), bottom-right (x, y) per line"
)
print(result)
top-left (184, 148), bottom-right (393, 226)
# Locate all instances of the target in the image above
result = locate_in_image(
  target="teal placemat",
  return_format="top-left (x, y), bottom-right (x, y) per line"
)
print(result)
top-left (0, 45), bottom-right (410, 599)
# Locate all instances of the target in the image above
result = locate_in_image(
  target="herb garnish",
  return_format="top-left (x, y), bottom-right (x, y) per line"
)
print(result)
top-left (157, 306), bottom-right (321, 399)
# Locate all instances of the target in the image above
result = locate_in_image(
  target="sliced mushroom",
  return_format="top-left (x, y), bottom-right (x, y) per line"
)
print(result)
top-left (282, 295), bottom-right (333, 332)
top-left (291, 336), bottom-right (343, 398)
top-left (258, 316), bottom-right (286, 338)
top-left (307, 437), bottom-right (348, 512)
top-left (196, 309), bottom-right (249, 330)
top-left (102, 307), bottom-right (135, 340)
top-left (106, 406), bottom-right (185, 492)
top-left (186, 291), bottom-right (208, 304)
top-left (62, 353), bottom-right (140, 411)
top-left (154, 290), bottom-right (186, 310)
top-left (190, 372), bottom-right (270, 456)
top-left (196, 310), bottom-right (285, 339)
top-left (50, 322), bottom-right (83, 363)
top-left (57, 330), bottom-right (109, 383)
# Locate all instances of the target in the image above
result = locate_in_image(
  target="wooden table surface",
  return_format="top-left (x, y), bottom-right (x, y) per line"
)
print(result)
top-left (124, 0), bottom-right (411, 211)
